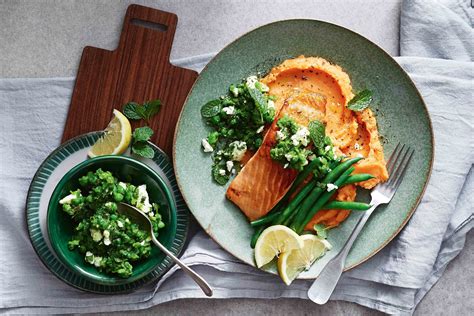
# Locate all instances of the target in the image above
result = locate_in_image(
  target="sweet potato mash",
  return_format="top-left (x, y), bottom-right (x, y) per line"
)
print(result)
top-left (260, 56), bottom-right (388, 229)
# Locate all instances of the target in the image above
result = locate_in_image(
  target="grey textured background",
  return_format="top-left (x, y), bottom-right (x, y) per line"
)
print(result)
top-left (1, 0), bottom-right (472, 315)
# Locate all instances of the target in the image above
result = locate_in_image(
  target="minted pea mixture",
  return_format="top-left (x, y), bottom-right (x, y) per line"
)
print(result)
top-left (60, 168), bottom-right (165, 278)
top-left (270, 116), bottom-right (340, 173)
top-left (200, 76), bottom-right (276, 185)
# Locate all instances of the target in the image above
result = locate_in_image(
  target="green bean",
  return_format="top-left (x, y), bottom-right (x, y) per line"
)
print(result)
top-left (250, 211), bottom-right (281, 227)
top-left (295, 167), bottom-right (355, 233)
top-left (273, 181), bottom-right (317, 225)
top-left (252, 159), bottom-right (322, 225)
top-left (343, 173), bottom-right (374, 185)
top-left (289, 157), bottom-right (362, 231)
top-left (250, 225), bottom-right (266, 248)
top-left (322, 200), bottom-right (371, 211)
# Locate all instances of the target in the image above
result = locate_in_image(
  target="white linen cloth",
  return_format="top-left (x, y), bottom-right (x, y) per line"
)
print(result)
top-left (0, 0), bottom-right (472, 314)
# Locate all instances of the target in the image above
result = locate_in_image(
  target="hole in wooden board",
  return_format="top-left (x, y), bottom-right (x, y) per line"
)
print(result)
top-left (130, 18), bottom-right (168, 32)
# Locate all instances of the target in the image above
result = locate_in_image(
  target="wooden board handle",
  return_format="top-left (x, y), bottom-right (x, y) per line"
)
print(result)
top-left (118, 4), bottom-right (177, 60)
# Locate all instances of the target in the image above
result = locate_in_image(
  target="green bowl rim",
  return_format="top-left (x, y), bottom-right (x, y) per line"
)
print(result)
top-left (172, 19), bottom-right (434, 275)
top-left (47, 154), bottom-right (177, 285)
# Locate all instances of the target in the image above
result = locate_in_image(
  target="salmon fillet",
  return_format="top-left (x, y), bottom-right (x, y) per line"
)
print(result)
top-left (226, 91), bottom-right (327, 221)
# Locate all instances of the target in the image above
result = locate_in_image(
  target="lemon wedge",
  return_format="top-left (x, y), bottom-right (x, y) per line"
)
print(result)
top-left (277, 234), bottom-right (332, 285)
top-left (88, 109), bottom-right (132, 158)
top-left (254, 225), bottom-right (303, 268)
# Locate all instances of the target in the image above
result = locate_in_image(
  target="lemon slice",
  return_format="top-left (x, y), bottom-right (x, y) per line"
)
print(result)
top-left (88, 109), bottom-right (132, 157)
top-left (278, 234), bottom-right (332, 285)
top-left (254, 225), bottom-right (304, 268)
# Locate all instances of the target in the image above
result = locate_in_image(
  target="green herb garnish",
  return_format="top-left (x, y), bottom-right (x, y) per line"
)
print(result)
top-left (131, 126), bottom-right (155, 159)
top-left (123, 99), bottom-right (162, 121)
top-left (347, 89), bottom-right (373, 111)
top-left (308, 120), bottom-right (326, 148)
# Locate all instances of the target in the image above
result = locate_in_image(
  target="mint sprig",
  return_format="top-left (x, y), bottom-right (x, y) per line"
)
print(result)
top-left (131, 126), bottom-right (155, 159)
top-left (123, 99), bottom-right (161, 122)
top-left (347, 90), bottom-right (373, 111)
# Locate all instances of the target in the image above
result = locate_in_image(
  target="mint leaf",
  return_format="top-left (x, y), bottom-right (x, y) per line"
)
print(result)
top-left (201, 100), bottom-right (222, 118)
top-left (313, 223), bottom-right (328, 239)
top-left (133, 126), bottom-right (154, 142)
top-left (308, 120), bottom-right (325, 149)
top-left (143, 99), bottom-right (161, 120)
top-left (131, 142), bottom-right (154, 158)
top-left (123, 102), bottom-right (143, 120)
top-left (347, 89), bottom-right (373, 111)
top-left (123, 99), bottom-right (161, 121)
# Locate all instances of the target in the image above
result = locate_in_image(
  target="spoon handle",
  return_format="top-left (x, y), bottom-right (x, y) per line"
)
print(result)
top-left (151, 235), bottom-right (213, 297)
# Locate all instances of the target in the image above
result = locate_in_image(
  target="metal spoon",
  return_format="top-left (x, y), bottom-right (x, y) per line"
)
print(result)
top-left (117, 202), bottom-right (213, 297)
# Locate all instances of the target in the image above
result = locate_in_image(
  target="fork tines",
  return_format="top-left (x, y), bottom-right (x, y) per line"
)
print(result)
top-left (384, 142), bottom-right (414, 190)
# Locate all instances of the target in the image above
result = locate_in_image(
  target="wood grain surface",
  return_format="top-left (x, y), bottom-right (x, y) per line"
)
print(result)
top-left (62, 4), bottom-right (198, 156)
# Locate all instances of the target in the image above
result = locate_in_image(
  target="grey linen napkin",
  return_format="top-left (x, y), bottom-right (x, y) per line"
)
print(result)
top-left (0, 0), bottom-right (472, 314)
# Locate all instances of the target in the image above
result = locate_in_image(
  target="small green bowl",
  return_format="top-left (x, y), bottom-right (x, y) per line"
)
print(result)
top-left (47, 155), bottom-right (177, 285)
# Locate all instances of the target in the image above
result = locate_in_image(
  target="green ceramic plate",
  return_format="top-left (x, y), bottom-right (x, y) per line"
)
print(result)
top-left (26, 132), bottom-right (189, 293)
top-left (174, 20), bottom-right (433, 279)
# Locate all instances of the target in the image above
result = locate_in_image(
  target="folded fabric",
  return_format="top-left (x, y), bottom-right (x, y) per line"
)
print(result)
top-left (0, 0), bottom-right (472, 314)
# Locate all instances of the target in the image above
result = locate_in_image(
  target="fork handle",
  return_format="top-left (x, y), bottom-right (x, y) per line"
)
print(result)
top-left (307, 203), bottom-right (379, 304)
top-left (151, 235), bottom-right (214, 297)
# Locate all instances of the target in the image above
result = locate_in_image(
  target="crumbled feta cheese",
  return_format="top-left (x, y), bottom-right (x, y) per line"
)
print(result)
top-left (219, 169), bottom-right (226, 176)
top-left (308, 154), bottom-right (316, 161)
top-left (276, 130), bottom-right (286, 140)
top-left (324, 145), bottom-right (331, 152)
top-left (90, 228), bottom-right (103, 242)
top-left (333, 154), bottom-right (338, 160)
top-left (226, 161), bottom-right (234, 172)
top-left (201, 138), bottom-right (214, 152)
top-left (103, 230), bottom-right (110, 239)
top-left (267, 100), bottom-right (275, 109)
top-left (231, 86), bottom-right (239, 97)
top-left (246, 76), bottom-right (258, 89)
top-left (59, 193), bottom-right (76, 205)
top-left (222, 106), bottom-right (235, 115)
top-left (285, 153), bottom-right (293, 162)
top-left (291, 127), bottom-right (310, 146)
top-left (283, 163), bottom-right (289, 169)
top-left (93, 256), bottom-right (102, 267)
top-left (117, 220), bottom-right (124, 228)
top-left (103, 238), bottom-right (111, 246)
top-left (229, 141), bottom-right (247, 161)
top-left (256, 126), bottom-right (264, 134)
top-left (85, 252), bottom-right (94, 264)
top-left (354, 142), bottom-right (361, 150)
top-left (149, 212), bottom-right (154, 217)
top-left (118, 182), bottom-right (127, 190)
top-left (258, 82), bottom-right (270, 92)
top-left (326, 183), bottom-right (338, 192)
top-left (136, 185), bottom-right (152, 213)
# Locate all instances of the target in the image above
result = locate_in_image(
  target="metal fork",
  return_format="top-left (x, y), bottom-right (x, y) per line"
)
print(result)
top-left (307, 143), bottom-right (414, 304)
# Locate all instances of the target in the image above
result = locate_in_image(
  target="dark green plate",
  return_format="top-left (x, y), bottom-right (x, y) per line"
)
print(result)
top-left (174, 20), bottom-right (433, 278)
top-left (26, 132), bottom-right (189, 293)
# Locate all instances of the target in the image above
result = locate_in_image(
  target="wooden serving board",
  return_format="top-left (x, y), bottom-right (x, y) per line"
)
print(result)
top-left (62, 4), bottom-right (198, 156)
